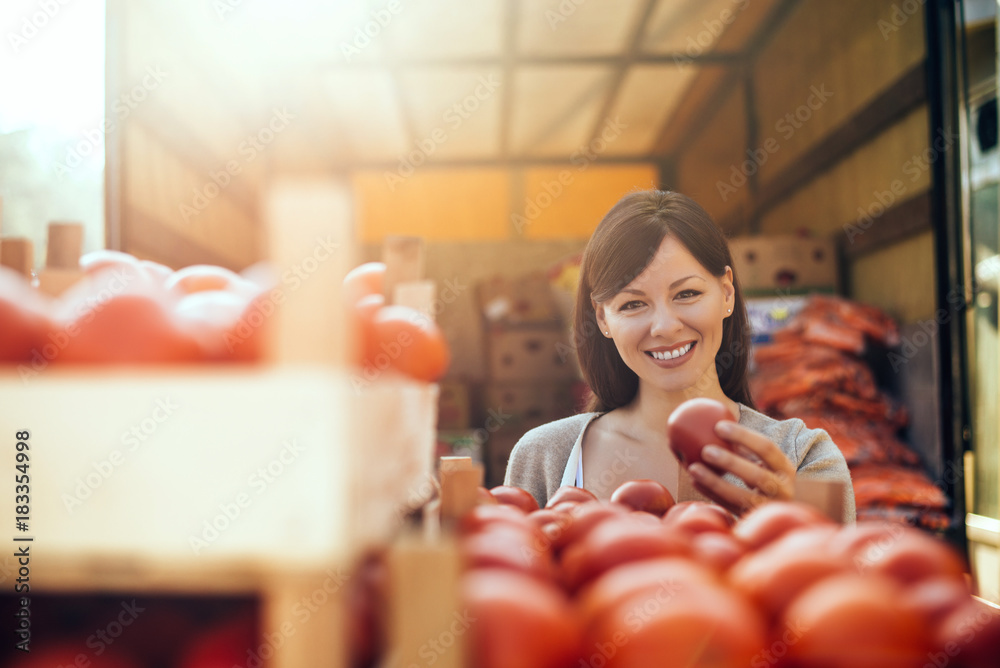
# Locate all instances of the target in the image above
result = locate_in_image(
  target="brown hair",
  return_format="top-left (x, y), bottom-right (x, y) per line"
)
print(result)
top-left (574, 190), bottom-right (755, 412)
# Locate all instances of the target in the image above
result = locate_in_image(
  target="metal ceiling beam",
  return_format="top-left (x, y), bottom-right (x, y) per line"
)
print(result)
top-left (498, 0), bottom-right (519, 159)
top-left (659, 0), bottom-right (801, 161)
top-left (320, 52), bottom-right (745, 69)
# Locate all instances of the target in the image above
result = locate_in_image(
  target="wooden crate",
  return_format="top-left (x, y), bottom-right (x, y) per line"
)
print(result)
top-left (0, 179), bottom-right (441, 668)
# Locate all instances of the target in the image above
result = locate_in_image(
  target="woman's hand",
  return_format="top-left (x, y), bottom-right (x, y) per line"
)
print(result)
top-left (686, 420), bottom-right (795, 516)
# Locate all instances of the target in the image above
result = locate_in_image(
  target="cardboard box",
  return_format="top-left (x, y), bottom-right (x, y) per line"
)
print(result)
top-left (485, 325), bottom-right (580, 382)
top-left (478, 272), bottom-right (561, 326)
top-left (484, 432), bottom-right (519, 488)
top-left (437, 380), bottom-right (472, 430)
top-left (483, 381), bottom-right (576, 424)
top-left (729, 236), bottom-right (838, 295)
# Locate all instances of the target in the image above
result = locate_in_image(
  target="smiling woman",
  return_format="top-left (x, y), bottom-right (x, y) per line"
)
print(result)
top-left (504, 190), bottom-right (856, 520)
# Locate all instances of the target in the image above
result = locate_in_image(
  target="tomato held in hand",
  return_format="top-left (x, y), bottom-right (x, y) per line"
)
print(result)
top-left (667, 398), bottom-right (736, 469)
top-left (610, 479), bottom-right (675, 517)
top-left (364, 305), bottom-right (449, 382)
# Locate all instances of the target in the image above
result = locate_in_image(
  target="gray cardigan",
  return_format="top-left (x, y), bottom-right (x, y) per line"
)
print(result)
top-left (504, 404), bottom-right (856, 521)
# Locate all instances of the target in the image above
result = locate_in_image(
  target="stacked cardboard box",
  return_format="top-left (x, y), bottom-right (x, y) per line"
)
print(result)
top-left (477, 272), bottom-right (581, 486)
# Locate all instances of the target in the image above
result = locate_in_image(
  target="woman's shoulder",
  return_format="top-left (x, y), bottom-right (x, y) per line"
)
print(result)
top-left (517, 412), bottom-right (603, 447)
top-left (737, 404), bottom-right (820, 451)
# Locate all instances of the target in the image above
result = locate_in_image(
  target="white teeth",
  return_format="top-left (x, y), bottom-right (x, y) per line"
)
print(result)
top-left (650, 343), bottom-right (691, 360)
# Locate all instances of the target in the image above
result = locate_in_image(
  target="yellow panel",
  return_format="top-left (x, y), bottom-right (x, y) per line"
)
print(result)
top-left (353, 168), bottom-right (510, 243)
top-left (761, 106), bottom-right (930, 237)
top-left (518, 165), bottom-right (659, 240)
top-left (754, 0), bottom-right (926, 183)
top-left (850, 231), bottom-right (936, 324)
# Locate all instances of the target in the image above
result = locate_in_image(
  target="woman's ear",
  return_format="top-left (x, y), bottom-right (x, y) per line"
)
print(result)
top-left (593, 300), bottom-right (610, 337)
top-left (722, 266), bottom-right (735, 313)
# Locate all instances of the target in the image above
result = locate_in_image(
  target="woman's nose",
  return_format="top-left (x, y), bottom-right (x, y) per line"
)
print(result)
top-left (648, 305), bottom-right (682, 338)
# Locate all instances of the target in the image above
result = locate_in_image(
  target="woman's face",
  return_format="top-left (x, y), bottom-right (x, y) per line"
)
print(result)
top-left (594, 235), bottom-right (735, 395)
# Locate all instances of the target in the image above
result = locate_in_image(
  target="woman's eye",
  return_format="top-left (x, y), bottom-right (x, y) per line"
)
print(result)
top-left (676, 290), bottom-right (702, 299)
top-left (619, 300), bottom-right (643, 311)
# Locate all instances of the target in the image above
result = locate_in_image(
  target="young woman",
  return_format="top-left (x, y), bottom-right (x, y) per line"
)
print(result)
top-left (505, 190), bottom-right (855, 519)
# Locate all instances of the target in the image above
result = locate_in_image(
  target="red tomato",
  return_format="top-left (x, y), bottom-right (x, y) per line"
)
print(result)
top-left (551, 502), bottom-right (628, 553)
top-left (175, 290), bottom-right (250, 361)
top-left (666, 397), bottom-right (735, 469)
top-left (0, 267), bottom-right (53, 363)
top-left (166, 264), bottom-right (249, 295)
top-left (863, 530), bottom-right (968, 586)
top-left (729, 541), bottom-right (847, 623)
top-left (690, 531), bottom-right (746, 573)
top-left (663, 501), bottom-right (735, 535)
top-left (781, 574), bottom-right (928, 668)
top-left (489, 485), bottom-right (540, 513)
top-left (463, 569), bottom-right (580, 668)
top-left (351, 293), bottom-right (385, 365)
top-left (459, 504), bottom-right (536, 535)
top-left (527, 508), bottom-right (572, 534)
top-left (139, 260), bottom-right (174, 282)
top-left (610, 479), bottom-right (675, 517)
top-left (546, 485), bottom-right (598, 508)
top-left (829, 521), bottom-right (905, 558)
top-left (345, 554), bottom-right (387, 668)
top-left (343, 262), bottom-right (386, 305)
top-left (178, 616), bottom-right (258, 668)
top-left (900, 576), bottom-right (972, 626)
top-left (934, 597), bottom-right (1000, 668)
top-left (576, 557), bottom-right (720, 631)
top-left (477, 486), bottom-right (498, 505)
top-left (584, 576), bottom-right (766, 668)
top-left (80, 249), bottom-right (141, 275)
top-left (560, 515), bottom-right (691, 592)
top-left (56, 268), bottom-right (201, 364)
top-left (10, 644), bottom-right (139, 668)
top-left (461, 525), bottom-right (555, 582)
top-left (732, 501), bottom-right (831, 550)
top-left (224, 289), bottom-right (275, 362)
top-left (365, 305), bottom-right (449, 382)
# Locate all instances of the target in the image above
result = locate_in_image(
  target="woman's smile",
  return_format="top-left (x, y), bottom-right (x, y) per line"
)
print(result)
top-left (645, 341), bottom-right (695, 364)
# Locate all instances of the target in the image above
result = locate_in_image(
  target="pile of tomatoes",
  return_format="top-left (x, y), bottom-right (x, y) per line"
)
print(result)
top-left (343, 262), bottom-right (449, 383)
top-left (347, 482), bottom-right (999, 668)
top-left (0, 253), bottom-right (450, 380)
top-left (0, 251), bottom-right (270, 366)
top-left (452, 483), bottom-right (999, 668)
